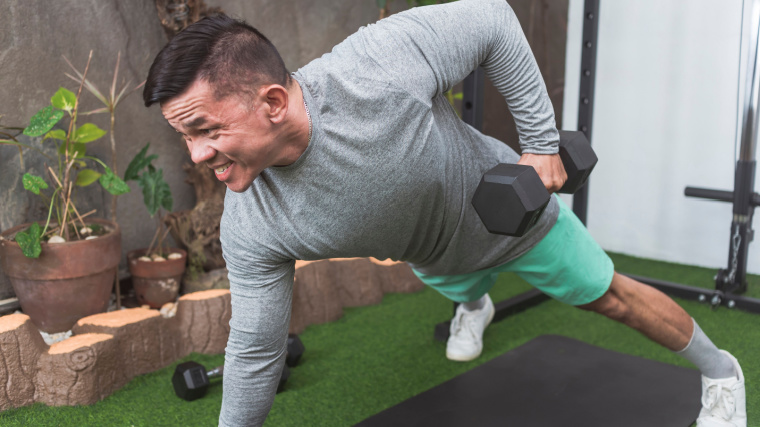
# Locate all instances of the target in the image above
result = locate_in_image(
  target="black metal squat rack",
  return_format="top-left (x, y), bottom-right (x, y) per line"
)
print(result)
top-left (437, 0), bottom-right (760, 341)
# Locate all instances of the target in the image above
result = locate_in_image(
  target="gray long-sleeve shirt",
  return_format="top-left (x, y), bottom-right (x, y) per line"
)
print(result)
top-left (219, 0), bottom-right (560, 424)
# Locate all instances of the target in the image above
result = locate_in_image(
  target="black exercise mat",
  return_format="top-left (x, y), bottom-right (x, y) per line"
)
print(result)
top-left (356, 334), bottom-right (701, 427)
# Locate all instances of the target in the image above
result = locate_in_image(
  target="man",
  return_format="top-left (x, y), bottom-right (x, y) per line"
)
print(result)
top-left (143, 1), bottom-right (746, 425)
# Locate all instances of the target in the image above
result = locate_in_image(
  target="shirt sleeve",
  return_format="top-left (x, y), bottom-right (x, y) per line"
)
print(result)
top-left (354, 0), bottom-right (559, 154)
top-left (217, 222), bottom-right (294, 427)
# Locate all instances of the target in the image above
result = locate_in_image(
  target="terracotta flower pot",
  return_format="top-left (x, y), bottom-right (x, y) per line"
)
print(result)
top-left (127, 248), bottom-right (186, 309)
top-left (0, 218), bottom-right (121, 333)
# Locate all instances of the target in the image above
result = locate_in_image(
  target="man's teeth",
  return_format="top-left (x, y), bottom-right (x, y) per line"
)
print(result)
top-left (215, 163), bottom-right (231, 174)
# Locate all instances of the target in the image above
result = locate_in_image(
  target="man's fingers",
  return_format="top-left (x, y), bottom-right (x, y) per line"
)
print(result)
top-left (518, 153), bottom-right (566, 192)
top-left (544, 169), bottom-right (567, 193)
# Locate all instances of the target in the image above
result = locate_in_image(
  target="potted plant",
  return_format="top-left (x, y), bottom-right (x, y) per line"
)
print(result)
top-left (0, 53), bottom-right (130, 333)
top-left (124, 143), bottom-right (187, 309)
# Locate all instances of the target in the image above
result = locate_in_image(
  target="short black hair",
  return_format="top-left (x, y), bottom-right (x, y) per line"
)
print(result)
top-left (143, 14), bottom-right (291, 107)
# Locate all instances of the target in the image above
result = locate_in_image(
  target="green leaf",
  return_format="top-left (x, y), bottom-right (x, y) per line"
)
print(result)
top-left (138, 168), bottom-right (172, 216)
top-left (57, 142), bottom-right (86, 158)
top-left (76, 169), bottom-right (102, 187)
top-left (22, 173), bottom-right (48, 195)
top-left (50, 87), bottom-right (77, 112)
top-left (376, 0), bottom-right (387, 8)
top-left (124, 143), bottom-right (158, 182)
top-left (161, 186), bottom-right (174, 212)
top-left (99, 166), bottom-right (130, 195)
top-left (72, 123), bottom-right (106, 143)
top-left (15, 223), bottom-right (42, 258)
top-left (24, 106), bottom-right (64, 137)
top-left (44, 129), bottom-right (67, 141)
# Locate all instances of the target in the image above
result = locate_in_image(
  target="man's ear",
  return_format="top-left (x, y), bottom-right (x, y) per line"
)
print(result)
top-left (262, 85), bottom-right (288, 124)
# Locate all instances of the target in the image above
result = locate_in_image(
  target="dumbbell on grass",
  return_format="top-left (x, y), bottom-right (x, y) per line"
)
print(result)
top-left (172, 362), bottom-right (290, 401)
top-left (172, 362), bottom-right (224, 401)
top-left (172, 334), bottom-right (305, 401)
top-left (471, 130), bottom-right (597, 237)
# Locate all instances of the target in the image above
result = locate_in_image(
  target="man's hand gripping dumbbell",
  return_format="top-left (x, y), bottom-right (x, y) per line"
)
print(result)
top-left (472, 130), bottom-right (598, 236)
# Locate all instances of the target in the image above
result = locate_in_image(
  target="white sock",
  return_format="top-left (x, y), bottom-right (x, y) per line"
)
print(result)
top-left (675, 318), bottom-right (736, 379)
top-left (461, 294), bottom-right (487, 311)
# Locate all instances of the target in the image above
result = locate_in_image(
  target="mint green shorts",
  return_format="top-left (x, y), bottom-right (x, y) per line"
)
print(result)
top-left (413, 197), bottom-right (614, 306)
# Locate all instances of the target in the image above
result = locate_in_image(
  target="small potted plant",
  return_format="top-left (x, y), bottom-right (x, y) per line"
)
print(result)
top-left (0, 54), bottom-right (130, 333)
top-left (124, 143), bottom-right (187, 309)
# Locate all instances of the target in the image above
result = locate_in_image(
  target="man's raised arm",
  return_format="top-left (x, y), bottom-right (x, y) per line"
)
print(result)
top-left (354, 0), bottom-right (559, 155)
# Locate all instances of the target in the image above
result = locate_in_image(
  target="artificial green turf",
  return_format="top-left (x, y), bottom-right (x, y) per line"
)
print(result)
top-left (1, 252), bottom-right (758, 426)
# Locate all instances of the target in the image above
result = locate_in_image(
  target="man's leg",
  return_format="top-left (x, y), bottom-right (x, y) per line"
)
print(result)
top-left (577, 272), bottom-right (693, 351)
top-left (501, 197), bottom-right (746, 427)
top-left (579, 273), bottom-right (745, 427)
top-left (411, 268), bottom-right (499, 362)
top-left (446, 293), bottom-right (495, 361)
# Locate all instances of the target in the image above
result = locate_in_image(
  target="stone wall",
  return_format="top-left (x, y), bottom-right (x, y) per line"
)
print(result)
top-left (0, 0), bottom-right (566, 302)
top-left (0, 0), bottom-right (384, 300)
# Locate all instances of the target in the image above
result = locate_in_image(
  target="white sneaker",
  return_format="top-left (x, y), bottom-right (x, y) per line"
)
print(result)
top-left (446, 294), bottom-right (495, 362)
top-left (696, 350), bottom-right (746, 427)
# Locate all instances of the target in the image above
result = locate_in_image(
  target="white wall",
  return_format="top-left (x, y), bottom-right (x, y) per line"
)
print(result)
top-left (562, 0), bottom-right (760, 274)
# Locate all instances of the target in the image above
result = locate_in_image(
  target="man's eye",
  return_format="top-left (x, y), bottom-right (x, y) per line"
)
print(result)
top-left (200, 128), bottom-right (216, 136)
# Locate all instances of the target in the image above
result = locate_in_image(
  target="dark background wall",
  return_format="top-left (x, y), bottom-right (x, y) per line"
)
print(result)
top-left (0, 0), bottom-right (566, 301)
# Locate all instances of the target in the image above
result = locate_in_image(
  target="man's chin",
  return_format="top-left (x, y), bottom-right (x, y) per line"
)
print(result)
top-left (225, 180), bottom-right (254, 193)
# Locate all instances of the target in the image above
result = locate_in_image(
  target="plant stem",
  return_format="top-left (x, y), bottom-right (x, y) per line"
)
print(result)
top-left (70, 202), bottom-right (88, 229)
top-left (109, 52), bottom-right (120, 223)
top-left (61, 159), bottom-right (76, 240)
top-left (42, 209), bottom-right (95, 238)
top-left (145, 221), bottom-right (163, 257)
top-left (40, 187), bottom-right (61, 237)
top-left (68, 187), bottom-right (82, 241)
top-left (158, 228), bottom-right (170, 257)
top-left (157, 208), bottom-right (165, 255)
top-left (109, 110), bottom-right (117, 222)
top-left (61, 51), bottom-right (93, 236)
top-left (59, 183), bottom-right (72, 239)
top-left (82, 155), bottom-right (110, 170)
top-left (0, 139), bottom-right (53, 163)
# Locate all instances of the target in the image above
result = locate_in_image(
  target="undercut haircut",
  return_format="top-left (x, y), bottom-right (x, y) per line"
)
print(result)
top-left (143, 14), bottom-right (291, 107)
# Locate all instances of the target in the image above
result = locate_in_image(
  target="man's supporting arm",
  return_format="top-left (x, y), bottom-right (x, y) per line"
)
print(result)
top-left (218, 250), bottom-right (294, 427)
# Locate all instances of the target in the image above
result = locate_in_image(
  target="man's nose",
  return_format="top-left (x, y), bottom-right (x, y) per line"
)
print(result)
top-left (187, 139), bottom-right (216, 164)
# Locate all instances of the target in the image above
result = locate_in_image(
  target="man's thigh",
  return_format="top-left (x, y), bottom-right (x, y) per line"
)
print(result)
top-left (502, 196), bottom-right (614, 306)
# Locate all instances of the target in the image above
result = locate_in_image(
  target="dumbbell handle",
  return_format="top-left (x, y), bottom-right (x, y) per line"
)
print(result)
top-left (556, 130), bottom-right (597, 194)
top-left (496, 131), bottom-right (595, 195)
top-left (201, 344), bottom-right (300, 380)
top-left (471, 131), bottom-right (596, 237)
top-left (207, 365), bottom-right (224, 379)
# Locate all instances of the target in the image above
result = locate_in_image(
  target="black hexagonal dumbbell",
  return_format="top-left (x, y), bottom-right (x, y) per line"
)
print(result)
top-left (172, 362), bottom-right (225, 401)
top-left (171, 334), bottom-right (305, 401)
top-left (286, 333), bottom-right (305, 367)
top-left (472, 130), bottom-right (597, 237)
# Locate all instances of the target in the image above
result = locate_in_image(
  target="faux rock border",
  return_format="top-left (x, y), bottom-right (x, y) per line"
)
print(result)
top-left (0, 258), bottom-right (422, 409)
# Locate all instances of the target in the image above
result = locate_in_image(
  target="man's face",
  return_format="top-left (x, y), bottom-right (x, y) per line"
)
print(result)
top-left (161, 79), bottom-right (279, 193)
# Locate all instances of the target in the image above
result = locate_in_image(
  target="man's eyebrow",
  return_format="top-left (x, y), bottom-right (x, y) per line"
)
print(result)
top-left (183, 116), bottom-right (208, 129)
